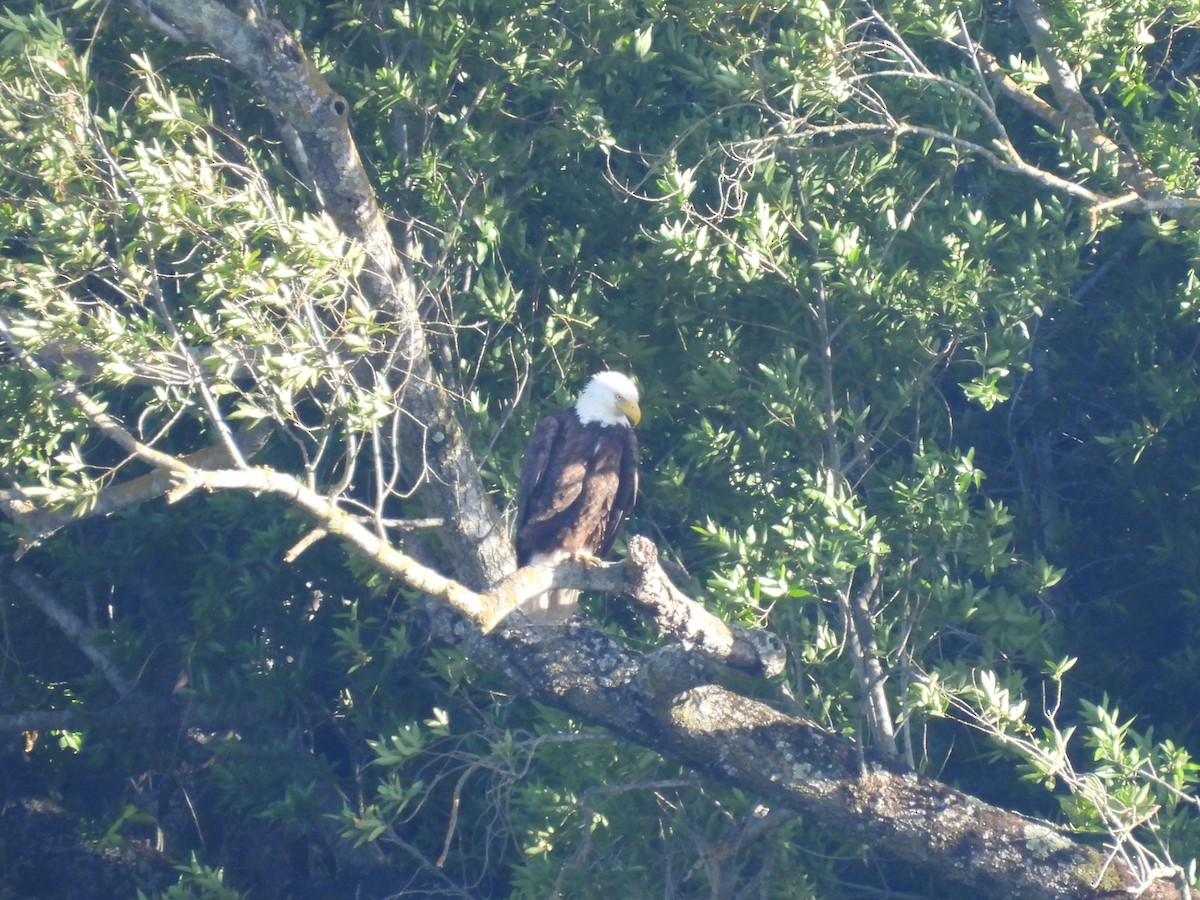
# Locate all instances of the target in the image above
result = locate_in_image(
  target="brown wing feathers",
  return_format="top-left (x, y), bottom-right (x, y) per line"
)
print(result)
top-left (515, 410), bottom-right (637, 566)
top-left (596, 426), bottom-right (638, 557)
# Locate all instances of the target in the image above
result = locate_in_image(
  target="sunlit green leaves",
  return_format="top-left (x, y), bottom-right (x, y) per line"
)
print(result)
top-left (141, 854), bottom-right (247, 900)
top-left (0, 14), bottom-right (397, 505)
top-left (5, 0), bottom-right (1200, 895)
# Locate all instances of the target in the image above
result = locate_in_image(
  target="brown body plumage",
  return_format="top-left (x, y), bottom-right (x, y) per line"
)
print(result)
top-left (514, 372), bottom-right (640, 622)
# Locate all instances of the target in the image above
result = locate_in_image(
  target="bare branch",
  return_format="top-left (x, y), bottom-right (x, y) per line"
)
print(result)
top-left (622, 535), bottom-right (786, 679)
top-left (169, 462), bottom-right (494, 624)
top-left (959, 41), bottom-right (1067, 130)
top-left (6, 564), bottom-right (134, 697)
top-left (126, 0), bottom-right (512, 589)
top-left (478, 538), bottom-right (786, 676)
top-left (841, 567), bottom-right (897, 757)
top-left (0, 422), bottom-right (273, 553)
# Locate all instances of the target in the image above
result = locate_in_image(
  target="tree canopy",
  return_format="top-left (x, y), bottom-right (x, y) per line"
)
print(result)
top-left (2, 0), bottom-right (1200, 897)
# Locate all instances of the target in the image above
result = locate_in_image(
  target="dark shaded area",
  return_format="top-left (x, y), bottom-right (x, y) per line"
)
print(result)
top-left (0, 797), bottom-right (173, 899)
top-left (966, 219), bottom-right (1200, 745)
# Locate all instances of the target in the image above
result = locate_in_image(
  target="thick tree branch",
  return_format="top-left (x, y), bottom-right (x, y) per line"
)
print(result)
top-left (127, 0), bottom-right (511, 589)
top-left (482, 535), bottom-right (786, 677)
top-left (621, 536), bottom-right (786, 678)
top-left (437, 613), bottom-right (1181, 899)
top-left (131, 0), bottom-right (387, 266)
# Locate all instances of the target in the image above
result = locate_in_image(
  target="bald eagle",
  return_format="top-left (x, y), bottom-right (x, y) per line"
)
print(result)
top-left (515, 371), bottom-right (641, 623)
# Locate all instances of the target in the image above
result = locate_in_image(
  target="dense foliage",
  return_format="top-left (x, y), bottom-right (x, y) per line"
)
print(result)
top-left (2, 0), bottom-right (1200, 896)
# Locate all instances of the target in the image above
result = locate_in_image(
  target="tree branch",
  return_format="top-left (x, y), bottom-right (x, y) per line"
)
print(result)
top-left (6, 564), bottom-right (134, 698)
top-left (9, 357), bottom-right (1180, 895)
top-left (169, 462), bottom-right (495, 624)
top-left (127, 0), bottom-right (512, 589)
top-left (160, 438), bottom-right (785, 679)
top-left (1010, 0), bottom-right (1167, 201)
top-left (481, 535), bottom-right (786, 677)
top-left (436, 611), bottom-right (1181, 899)
top-left (621, 536), bottom-right (786, 678)
top-left (108, 437), bottom-right (1173, 894)
top-left (0, 422), bottom-right (273, 554)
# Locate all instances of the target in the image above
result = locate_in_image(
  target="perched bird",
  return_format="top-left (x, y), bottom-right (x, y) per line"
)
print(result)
top-left (514, 371), bottom-right (641, 623)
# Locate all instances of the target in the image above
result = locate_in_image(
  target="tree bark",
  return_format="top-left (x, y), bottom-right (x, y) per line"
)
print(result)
top-left (443, 608), bottom-right (1178, 899)
top-left (107, 4), bottom-right (1184, 897)
top-left (128, 0), bottom-right (511, 590)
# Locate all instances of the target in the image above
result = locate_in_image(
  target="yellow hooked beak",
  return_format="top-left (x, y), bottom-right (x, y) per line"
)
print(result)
top-left (618, 399), bottom-right (642, 427)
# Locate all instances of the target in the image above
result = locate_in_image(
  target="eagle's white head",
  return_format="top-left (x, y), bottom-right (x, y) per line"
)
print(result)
top-left (575, 371), bottom-right (641, 427)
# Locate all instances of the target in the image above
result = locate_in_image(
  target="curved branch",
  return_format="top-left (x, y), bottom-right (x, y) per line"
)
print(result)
top-left (0, 422), bottom-right (273, 554)
top-left (482, 536), bottom-right (786, 677)
top-left (849, 3), bottom-right (1197, 219)
top-left (169, 451), bottom-right (785, 678)
top-left (621, 536), bottom-right (786, 678)
top-left (7, 365), bottom-right (1178, 896)
top-left (127, 0), bottom-right (511, 589)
